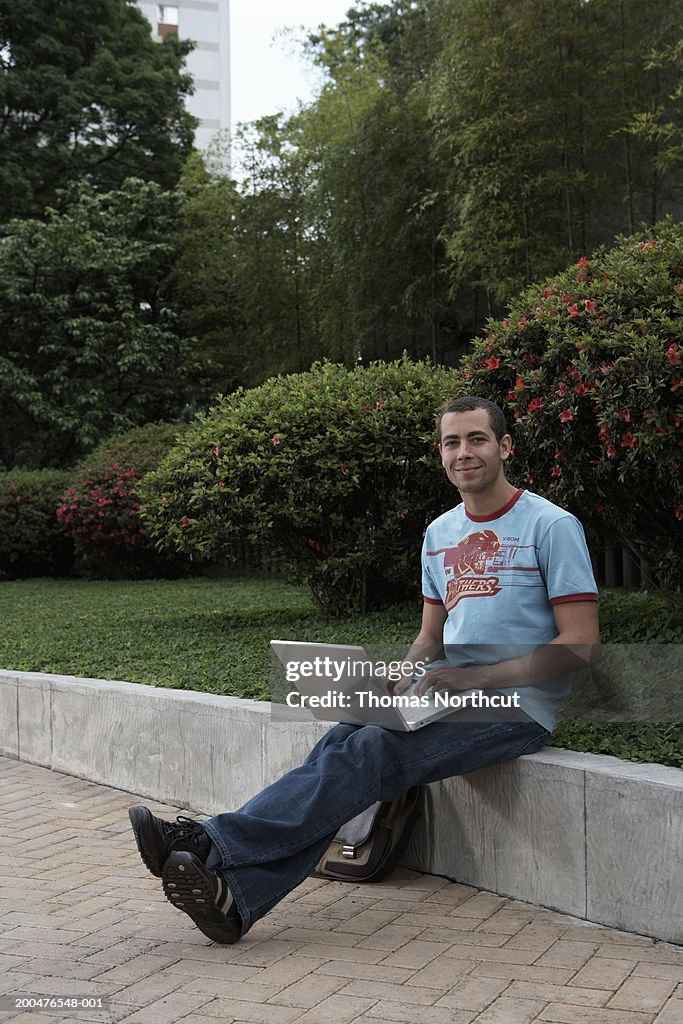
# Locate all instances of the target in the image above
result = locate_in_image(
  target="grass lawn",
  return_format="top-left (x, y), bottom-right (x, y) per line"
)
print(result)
top-left (0, 576), bottom-right (420, 700)
top-left (0, 576), bottom-right (680, 765)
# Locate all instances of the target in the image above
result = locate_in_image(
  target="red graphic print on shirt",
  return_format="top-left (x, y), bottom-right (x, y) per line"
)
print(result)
top-left (428, 529), bottom-right (503, 611)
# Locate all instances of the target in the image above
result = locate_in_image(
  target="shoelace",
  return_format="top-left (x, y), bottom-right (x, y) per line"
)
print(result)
top-left (166, 815), bottom-right (208, 848)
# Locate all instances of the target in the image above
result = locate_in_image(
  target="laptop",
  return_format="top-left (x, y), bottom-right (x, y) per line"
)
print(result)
top-left (270, 640), bottom-right (479, 732)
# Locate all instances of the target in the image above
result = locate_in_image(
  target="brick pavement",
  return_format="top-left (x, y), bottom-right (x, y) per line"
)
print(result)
top-left (0, 755), bottom-right (681, 1024)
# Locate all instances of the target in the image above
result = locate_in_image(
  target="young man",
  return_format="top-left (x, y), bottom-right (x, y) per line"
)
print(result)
top-left (129, 396), bottom-right (599, 944)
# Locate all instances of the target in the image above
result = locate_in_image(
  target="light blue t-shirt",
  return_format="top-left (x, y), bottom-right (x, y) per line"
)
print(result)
top-left (421, 488), bottom-right (598, 731)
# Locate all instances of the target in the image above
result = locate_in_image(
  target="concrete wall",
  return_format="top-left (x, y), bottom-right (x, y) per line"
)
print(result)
top-left (1, 669), bottom-right (681, 945)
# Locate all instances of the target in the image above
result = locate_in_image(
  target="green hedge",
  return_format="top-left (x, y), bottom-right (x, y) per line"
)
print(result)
top-left (457, 218), bottom-right (683, 589)
top-left (0, 470), bottom-right (74, 578)
top-left (142, 358), bottom-right (455, 614)
top-left (57, 422), bottom-right (189, 579)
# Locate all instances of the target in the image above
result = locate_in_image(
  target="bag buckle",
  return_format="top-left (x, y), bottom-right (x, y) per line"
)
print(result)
top-left (341, 844), bottom-right (357, 859)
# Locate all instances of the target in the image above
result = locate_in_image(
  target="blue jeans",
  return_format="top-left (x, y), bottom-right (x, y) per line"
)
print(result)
top-left (203, 716), bottom-right (549, 936)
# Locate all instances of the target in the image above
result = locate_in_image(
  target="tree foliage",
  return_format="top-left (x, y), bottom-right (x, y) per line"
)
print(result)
top-left (173, 0), bottom-right (683, 390)
top-left (0, 179), bottom-right (195, 470)
top-left (0, 0), bottom-right (196, 222)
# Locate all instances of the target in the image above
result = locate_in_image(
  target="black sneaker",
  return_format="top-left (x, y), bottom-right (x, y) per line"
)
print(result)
top-left (128, 805), bottom-right (212, 878)
top-left (162, 851), bottom-right (241, 944)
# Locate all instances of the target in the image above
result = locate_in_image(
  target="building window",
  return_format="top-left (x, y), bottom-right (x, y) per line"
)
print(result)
top-left (157, 4), bottom-right (179, 37)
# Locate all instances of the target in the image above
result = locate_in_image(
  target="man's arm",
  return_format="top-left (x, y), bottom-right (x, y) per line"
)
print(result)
top-left (409, 600), bottom-right (600, 696)
top-left (386, 600), bottom-right (447, 692)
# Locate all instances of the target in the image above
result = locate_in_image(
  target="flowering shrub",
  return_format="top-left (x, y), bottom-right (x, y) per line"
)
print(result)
top-left (456, 218), bottom-right (682, 589)
top-left (141, 359), bottom-right (454, 614)
top-left (57, 423), bottom-right (188, 578)
top-left (0, 470), bottom-right (74, 578)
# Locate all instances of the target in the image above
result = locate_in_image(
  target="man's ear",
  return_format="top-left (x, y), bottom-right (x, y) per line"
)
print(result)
top-left (500, 433), bottom-right (514, 460)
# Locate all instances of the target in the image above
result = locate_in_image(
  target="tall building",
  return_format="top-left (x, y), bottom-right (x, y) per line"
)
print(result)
top-left (136, 1), bottom-right (231, 152)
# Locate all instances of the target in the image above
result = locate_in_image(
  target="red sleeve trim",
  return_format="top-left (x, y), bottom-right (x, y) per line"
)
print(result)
top-left (423, 596), bottom-right (444, 605)
top-left (550, 593), bottom-right (599, 605)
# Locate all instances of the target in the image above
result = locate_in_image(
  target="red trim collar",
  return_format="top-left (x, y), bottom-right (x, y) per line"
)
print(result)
top-left (465, 488), bottom-right (525, 523)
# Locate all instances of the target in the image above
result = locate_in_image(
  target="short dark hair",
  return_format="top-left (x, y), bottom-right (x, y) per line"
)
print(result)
top-left (437, 396), bottom-right (508, 443)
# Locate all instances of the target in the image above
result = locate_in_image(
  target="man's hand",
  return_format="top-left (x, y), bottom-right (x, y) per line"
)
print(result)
top-left (410, 663), bottom-right (487, 697)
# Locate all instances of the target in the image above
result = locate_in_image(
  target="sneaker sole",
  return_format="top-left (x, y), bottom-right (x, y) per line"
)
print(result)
top-left (162, 851), bottom-right (241, 944)
top-left (128, 806), bottom-right (163, 877)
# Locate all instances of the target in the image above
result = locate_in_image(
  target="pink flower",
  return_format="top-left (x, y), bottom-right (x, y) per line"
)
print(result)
top-left (675, 283), bottom-right (683, 293)
top-left (567, 303), bottom-right (580, 317)
top-left (620, 408), bottom-right (631, 422)
top-left (559, 409), bottom-right (574, 423)
top-left (180, 516), bottom-right (191, 528)
top-left (484, 355), bottom-right (500, 370)
top-left (584, 299), bottom-right (597, 312)
top-left (635, 240), bottom-right (657, 250)
top-left (606, 445), bottom-right (617, 458)
top-left (272, 434), bottom-right (281, 446)
top-left (341, 464), bottom-right (349, 477)
top-left (574, 381), bottom-right (588, 396)
top-left (396, 508), bottom-right (408, 520)
top-left (666, 343), bottom-right (681, 366)
top-left (217, 481), bottom-right (225, 490)
top-left (621, 432), bottom-right (638, 450)
top-left (576, 256), bottom-right (589, 268)
top-left (551, 465), bottom-right (562, 478)
top-left (523, 473), bottom-right (534, 484)
top-left (213, 446), bottom-right (222, 457)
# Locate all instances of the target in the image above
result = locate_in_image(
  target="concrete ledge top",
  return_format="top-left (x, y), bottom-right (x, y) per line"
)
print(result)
top-left (2, 667), bottom-right (681, 785)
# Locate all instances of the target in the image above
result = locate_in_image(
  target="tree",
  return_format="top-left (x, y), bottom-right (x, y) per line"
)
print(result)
top-left (0, 0), bottom-right (196, 222)
top-left (0, 179), bottom-right (195, 469)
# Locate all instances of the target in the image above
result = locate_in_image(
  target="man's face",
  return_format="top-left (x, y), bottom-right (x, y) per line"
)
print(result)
top-left (439, 409), bottom-right (512, 494)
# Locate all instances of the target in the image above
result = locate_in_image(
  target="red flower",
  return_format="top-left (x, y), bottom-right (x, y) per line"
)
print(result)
top-left (515, 375), bottom-right (525, 390)
top-left (666, 343), bottom-right (681, 366)
top-left (620, 408), bottom-right (631, 422)
top-left (272, 434), bottom-right (281, 446)
top-left (517, 317), bottom-right (528, 331)
top-left (396, 508), bottom-right (408, 520)
top-left (675, 282), bottom-right (683, 293)
top-left (527, 397), bottom-right (544, 414)
top-left (180, 516), bottom-right (191, 528)
top-left (598, 423), bottom-right (610, 442)
top-left (606, 445), bottom-right (617, 458)
top-left (523, 473), bottom-right (534, 484)
top-left (502, 319), bottom-right (511, 328)
top-left (341, 464), bottom-right (349, 476)
top-left (213, 446), bottom-right (222, 457)
top-left (567, 303), bottom-right (580, 318)
top-left (671, 377), bottom-right (682, 392)
top-left (595, 504), bottom-right (606, 514)
top-left (620, 432), bottom-right (638, 450)
top-left (217, 481), bottom-right (225, 490)
top-left (559, 409), bottom-right (574, 423)
top-left (551, 465), bottom-right (562, 478)
top-left (576, 256), bottom-right (589, 268)
top-left (555, 382), bottom-right (569, 397)
top-left (584, 299), bottom-right (597, 312)
top-left (635, 240), bottom-right (657, 250)
top-left (484, 355), bottom-right (500, 371)
top-left (574, 381), bottom-right (588, 396)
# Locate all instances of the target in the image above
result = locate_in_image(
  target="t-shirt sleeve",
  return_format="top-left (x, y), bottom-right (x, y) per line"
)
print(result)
top-left (421, 532), bottom-right (443, 605)
top-left (538, 515), bottom-right (599, 605)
